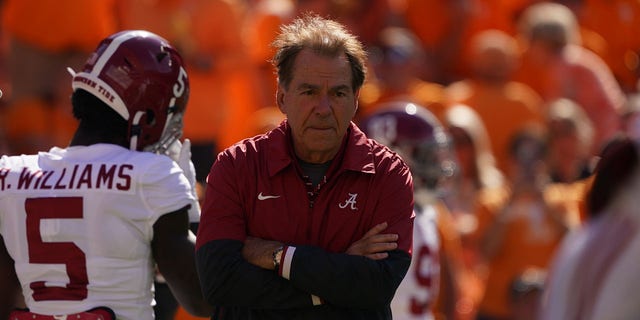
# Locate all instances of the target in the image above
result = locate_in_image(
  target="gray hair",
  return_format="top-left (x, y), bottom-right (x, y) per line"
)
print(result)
top-left (271, 13), bottom-right (367, 91)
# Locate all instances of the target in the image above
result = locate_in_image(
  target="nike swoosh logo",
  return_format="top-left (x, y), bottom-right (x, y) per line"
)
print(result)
top-left (258, 192), bottom-right (281, 200)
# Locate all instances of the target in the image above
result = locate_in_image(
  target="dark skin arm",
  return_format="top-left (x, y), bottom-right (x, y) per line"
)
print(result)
top-left (242, 222), bottom-right (399, 270)
top-left (152, 206), bottom-right (213, 317)
top-left (0, 235), bottom-right (22, 319)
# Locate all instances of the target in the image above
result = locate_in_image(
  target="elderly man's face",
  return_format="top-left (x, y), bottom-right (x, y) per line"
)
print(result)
top-left (277, 48), bottom-right (359, 164)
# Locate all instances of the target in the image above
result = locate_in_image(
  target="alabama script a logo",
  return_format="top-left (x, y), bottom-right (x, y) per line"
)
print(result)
top-left (338, 193), bottom-right (358, 210)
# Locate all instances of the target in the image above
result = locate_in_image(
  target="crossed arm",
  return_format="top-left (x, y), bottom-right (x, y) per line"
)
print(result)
top-left (196, 222), bottom-right (410, 310)
top-left (197, 148), bottom-right (414, 311)
top-left (242, 222), bottom-right (399, 269)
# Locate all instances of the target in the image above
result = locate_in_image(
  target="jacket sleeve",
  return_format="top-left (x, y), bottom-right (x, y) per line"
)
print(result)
top-left (278, 245), bottom-right (411, 308)
top-left (195, 148), bottom-right (319, 309)
top-left (195, 239), bottom-right (320, 309)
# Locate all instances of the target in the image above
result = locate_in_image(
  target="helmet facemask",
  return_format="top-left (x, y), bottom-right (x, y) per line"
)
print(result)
top-left (142, 109), bottom-right (184, 155)
top-left (410, 137), bottom-right (457, 196)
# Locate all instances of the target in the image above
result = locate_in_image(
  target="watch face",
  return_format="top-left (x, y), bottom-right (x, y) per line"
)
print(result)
top-left (273, 246), bottom-right (284, 269)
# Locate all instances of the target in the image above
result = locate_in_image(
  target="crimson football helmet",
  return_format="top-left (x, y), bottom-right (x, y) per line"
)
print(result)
top-left (360, 101), bottom-right (456, 192)
top-left (69, 30), bottom-right (189, 153)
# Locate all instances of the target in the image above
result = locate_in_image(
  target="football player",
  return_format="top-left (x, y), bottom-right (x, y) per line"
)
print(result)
top-left (360, 101), bottom-right (462, 320)
top-left (0, 30), bottom-right (211, 320)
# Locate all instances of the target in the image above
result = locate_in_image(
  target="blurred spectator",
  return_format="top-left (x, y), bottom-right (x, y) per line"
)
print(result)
top-left (474, 127), bottom-right (573, 320)
top-left (514, 2), bottom-right (625, 155)
top-left (451, 0), bottom-right (542, 82)
top-left (432, 204), bottom-right (468, 320)
top-left (1, 0), bottom-right (120, 154)
top-left (508, 267), bottom-right (546, 320)
top-left (242, 0), bottom-right (295, 110)
top-left (543, 98), bottom-right (595, 224)
top-left (399, 0), bottom-right (468, 84)
top-left (545, 98), bottom-right (595, 184)
top-left (446, 29), bottom-right (544, 173)
top-left (400, 0), bottom-right (540, 84)
top-left (442, 104), bottom-right (506, 320)
top-left (359, 26), bottom-right (448, 122)
top-left (442, 103), bottom-right (504, 251)
top-left (540, 136), bottom-right (640, 319)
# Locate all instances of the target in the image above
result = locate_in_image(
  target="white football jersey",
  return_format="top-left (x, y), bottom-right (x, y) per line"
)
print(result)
top-left (391, 204), bottom-right (440, 320)
top-left (0, 144), bottom-right (197, 320)
top-left (540, 173), bottom-right (640, 320)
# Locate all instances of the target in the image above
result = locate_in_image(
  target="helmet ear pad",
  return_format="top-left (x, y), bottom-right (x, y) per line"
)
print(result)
top-left (128, 108), bottom-right (157, 150)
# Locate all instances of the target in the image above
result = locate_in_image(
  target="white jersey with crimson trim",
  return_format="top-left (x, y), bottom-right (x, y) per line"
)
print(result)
top-left (0, 144), bottom-right (197, 320)
top-left (391, 204), bottom-right (440, 320)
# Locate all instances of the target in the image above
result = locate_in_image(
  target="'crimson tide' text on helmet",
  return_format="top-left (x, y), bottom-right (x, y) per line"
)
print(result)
top-left (69, 30), bottom-right (189, 153)
top-left (360, 101), bottom-right (456, 192)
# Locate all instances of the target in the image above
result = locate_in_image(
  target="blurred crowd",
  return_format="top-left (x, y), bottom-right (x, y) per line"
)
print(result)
top-left (1, 0), bottom-right (639, 320)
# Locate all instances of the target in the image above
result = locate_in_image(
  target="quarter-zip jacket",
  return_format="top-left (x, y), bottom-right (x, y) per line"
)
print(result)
top-left (196, 121), bottom-right (414, 319)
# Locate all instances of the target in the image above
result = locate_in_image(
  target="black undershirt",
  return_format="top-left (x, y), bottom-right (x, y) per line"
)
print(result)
top-left (298, 159), bottom-right (331, 187)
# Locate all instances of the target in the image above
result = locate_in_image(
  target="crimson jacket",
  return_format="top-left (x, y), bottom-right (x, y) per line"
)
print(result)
top-left (196, 121), bottom-right (414, 319)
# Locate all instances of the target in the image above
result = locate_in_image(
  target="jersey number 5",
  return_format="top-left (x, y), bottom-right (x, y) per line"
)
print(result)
top-left (26, 197), bottom-right (88, 301)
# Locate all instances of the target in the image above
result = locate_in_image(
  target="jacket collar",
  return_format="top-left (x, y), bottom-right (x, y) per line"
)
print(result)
top-left (266, 120), bottom-right (376, 177)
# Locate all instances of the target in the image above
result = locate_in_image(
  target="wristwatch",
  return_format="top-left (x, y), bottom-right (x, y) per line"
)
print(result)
top-left (272, 246), bottom-right (284, 270)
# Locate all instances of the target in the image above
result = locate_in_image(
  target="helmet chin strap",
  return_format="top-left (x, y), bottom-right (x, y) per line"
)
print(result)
top-left (129, 111), bottom-right (146, 151)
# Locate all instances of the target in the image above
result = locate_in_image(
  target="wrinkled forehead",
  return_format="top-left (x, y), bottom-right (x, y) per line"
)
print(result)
top-left (289, 49), bottom-right (353, 88)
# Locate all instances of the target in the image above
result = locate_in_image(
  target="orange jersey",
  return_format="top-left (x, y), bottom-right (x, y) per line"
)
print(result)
top-left (515, 45), bottom-right (624, 152)
top-left (433, 202), bottom-right (466, 320)
top-left (445, 80), bottom-right (544, 172)
top-left (474, 185), bottom-right (577, 318)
